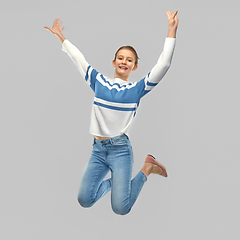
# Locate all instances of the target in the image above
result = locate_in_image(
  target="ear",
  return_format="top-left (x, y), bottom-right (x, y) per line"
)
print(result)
top-left (112, 60), bottom-right (116, 68)
top-left (132, 64), bottom-right (138, 71)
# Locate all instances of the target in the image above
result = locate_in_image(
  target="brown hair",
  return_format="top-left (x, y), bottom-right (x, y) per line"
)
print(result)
top-left (114, 46), bottom-right (140, 66)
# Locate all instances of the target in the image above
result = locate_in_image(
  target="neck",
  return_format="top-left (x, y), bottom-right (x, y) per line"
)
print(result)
top-left (114, 72), bottom-right (128, 81)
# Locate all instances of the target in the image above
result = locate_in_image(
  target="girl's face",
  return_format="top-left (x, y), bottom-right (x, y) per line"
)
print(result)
top-left (112, 49), bottom-right (138, 81)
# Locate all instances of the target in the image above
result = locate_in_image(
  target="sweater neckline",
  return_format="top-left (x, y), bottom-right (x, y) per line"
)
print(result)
top-left (114, 78), bottom-right (128, 84)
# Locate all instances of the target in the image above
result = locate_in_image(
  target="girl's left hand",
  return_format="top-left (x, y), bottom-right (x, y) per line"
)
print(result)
top-left (166, 10), bottom-right (179, 29)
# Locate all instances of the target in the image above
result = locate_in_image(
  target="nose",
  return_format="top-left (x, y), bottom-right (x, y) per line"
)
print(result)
top-left (122, 59), bottom-right (127, 64)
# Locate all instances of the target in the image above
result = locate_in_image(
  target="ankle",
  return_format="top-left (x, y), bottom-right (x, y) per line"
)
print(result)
top-left (141, 163), bottom-right (153, 177)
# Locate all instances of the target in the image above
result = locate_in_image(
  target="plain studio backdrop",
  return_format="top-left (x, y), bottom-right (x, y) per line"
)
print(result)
top-left (1, 0), bottom-right (239, 239)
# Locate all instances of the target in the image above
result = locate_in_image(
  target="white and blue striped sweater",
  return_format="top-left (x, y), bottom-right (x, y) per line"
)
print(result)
top-left (62, 38), bottom-right (176, 137)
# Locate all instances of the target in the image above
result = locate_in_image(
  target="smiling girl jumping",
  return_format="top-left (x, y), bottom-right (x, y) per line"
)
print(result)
top-left (44, 10), bottom-right (178, 215)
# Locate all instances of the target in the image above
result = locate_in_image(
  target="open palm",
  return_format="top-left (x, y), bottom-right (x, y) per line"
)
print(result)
top-left (44, 18), bottom-right (65, 35)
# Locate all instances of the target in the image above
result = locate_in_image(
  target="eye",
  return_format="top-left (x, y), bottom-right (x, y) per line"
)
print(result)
top-left (128, 59), bottom-right (132, 62)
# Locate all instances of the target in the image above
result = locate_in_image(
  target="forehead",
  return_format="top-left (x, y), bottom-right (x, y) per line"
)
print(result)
top-left (116, 49), bottom-right (135, 59)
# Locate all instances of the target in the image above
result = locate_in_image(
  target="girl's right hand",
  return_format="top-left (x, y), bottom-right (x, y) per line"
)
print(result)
top-left (44, 18), bottom-right (66, 43)
top-left (44, 18), bottom-right (65, 36)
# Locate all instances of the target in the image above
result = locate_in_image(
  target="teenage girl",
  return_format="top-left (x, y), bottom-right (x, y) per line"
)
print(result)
top-left (44, 10), bottom-right (178, 215)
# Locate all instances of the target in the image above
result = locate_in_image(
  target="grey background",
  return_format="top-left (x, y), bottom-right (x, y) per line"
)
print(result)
top-left (1, 0), bottom-right (239, 239)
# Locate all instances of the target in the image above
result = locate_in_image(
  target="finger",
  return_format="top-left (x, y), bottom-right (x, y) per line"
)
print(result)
top-left (166, 11), bottom-right (170, 18)
top-left (173, 10), bottom-right (178, 18)
top-left (44, 26), bottom-right (54, 34)
top-left (61, 26), bottom-right (65, 32)
top-left (54, 18), bottom-right (58, 26)
top-left (44, 26), bottom-right (51, 31)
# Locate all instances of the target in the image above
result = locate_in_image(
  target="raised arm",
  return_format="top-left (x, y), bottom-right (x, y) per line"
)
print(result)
top-left (147, 10), bottom-right (178, 81)
top-left (140, 11), bottom-right (178, 97)
top-left (44, 19), bottom-right (95, 89)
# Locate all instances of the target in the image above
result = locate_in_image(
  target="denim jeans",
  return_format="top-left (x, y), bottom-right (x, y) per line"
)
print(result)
top-left (77, 134), bottom-right (147, 215)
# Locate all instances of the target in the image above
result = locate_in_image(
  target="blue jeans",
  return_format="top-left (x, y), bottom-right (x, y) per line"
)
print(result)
top-left (77, 134), bottom-right (147, 215)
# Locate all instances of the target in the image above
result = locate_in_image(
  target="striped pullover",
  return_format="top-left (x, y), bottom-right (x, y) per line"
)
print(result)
top-left (62, 38), bottom-right (176, 137)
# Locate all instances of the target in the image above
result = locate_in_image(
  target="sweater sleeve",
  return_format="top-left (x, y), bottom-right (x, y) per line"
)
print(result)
top-left (62, 40), bottom-right (98, 91)
top-left (62, 39), bottom-right (89, 78)
top-left (140, 37), bottom-right (176, 98)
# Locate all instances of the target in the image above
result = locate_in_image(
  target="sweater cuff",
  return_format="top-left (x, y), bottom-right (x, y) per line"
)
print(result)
top-left (164, 37), bottom-right (176, 49)
top-left (62, 39), bottom-right (69, 52)
top-left (166, 37), bottom-right (176, 41)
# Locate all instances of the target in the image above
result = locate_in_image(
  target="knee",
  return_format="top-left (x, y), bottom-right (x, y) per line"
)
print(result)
top-left (77, 193), bottom-right (94, 208)
top-left (112, 205), bottom-right (131, 215)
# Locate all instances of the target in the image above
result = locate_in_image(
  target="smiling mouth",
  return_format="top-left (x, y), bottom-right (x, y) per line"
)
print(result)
top-left (119, 66), bottom-right (128, 70)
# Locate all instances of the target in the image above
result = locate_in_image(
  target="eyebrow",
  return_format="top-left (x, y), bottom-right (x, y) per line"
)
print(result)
top-left (118, 55), bottom-right (133, 60)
